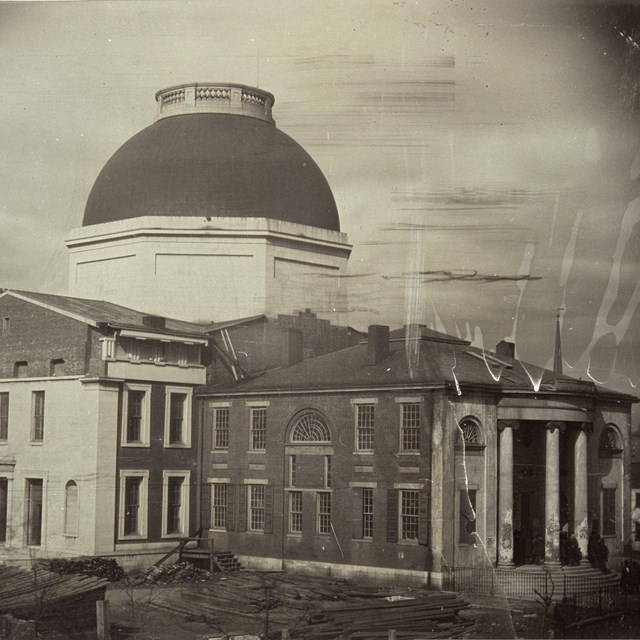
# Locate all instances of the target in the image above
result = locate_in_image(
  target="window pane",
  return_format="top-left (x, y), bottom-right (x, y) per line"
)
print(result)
top-left (32, 391), bottom-right (45, 442)
top-left (357, 405), bottom-right (375, 450)
top-left (0, 478), bottom-right (8, 543)
top-left (124, 477), bottom-right (142, 536)
top-left (27, 479), bottom-right (43, 546)
top-left (317, 492), bottom-right (331, 535)
top-left (400, 490), bottom-right (419, 540)
top-left (212, 484), bottom-right (227, 529)
top-left (401, 403), bottom-right (420, 451)
top-left (166, 477), bottom-right (183, 534)
top-left (251, 408), bottom-right (266, 450)
top-left (169, 394), bottom-right (186, 444)
top-left (0, 393), bottom-right (8, 440)
top-left (289, 491), bottom-right (302, 533)
top-left (250, 485), bottom-right (265, 531)
top-left (214, 408), bottom-right (230, 449)
top-left (127, 391), bottom-right (144, 443)
top-left (362, 488), bottom-right (373, 539)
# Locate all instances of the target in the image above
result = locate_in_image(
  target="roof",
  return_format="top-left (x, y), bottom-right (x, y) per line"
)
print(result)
top-left (200, 325), bottom-right (638, 403)
top-left (83, 112), bottom-right (340, 231)
top-left (1, 289), bottom-right (213, 338)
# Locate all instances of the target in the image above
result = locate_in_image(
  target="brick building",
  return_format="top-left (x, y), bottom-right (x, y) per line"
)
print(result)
top-left (197, 325), bottom-right (635, 585)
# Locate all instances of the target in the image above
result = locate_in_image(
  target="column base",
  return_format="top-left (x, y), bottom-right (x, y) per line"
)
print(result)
top-left (543, 560), bottom-right (562, 568)
top-left (497, 561), bottom-right (515, 568)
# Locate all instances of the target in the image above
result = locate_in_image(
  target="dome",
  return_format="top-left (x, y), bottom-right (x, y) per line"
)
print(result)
top-left (83, 83), bottom-right (340, 231)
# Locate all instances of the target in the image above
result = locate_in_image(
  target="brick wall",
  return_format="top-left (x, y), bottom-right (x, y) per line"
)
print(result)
top-left (0, 296), bottom-right (98, 378)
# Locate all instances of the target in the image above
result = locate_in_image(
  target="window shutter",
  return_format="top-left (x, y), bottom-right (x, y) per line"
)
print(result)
top-left (353, 488), bottom-right (364, 539)
top-left (418, 489), bottom-right (430, 546)
top-left (264, 485), bottom-right (274, 534)
top-left (386, 489), bottom-right (398, 543)
top-left (237, 485), bottom-right (247, 532)
top-left (226, 484), bottom-right (235, 532)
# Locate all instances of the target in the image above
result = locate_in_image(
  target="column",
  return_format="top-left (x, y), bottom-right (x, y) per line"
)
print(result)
top-left (498, 420), bottom-right (517, 566)
top-left (544, 421), bottom-right (564, 566)
top-left (574, 426), bottom-right (589, 564)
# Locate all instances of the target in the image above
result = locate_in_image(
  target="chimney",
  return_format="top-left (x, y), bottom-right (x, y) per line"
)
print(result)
top-left (288, 329), bottom-right (304, 366)
top-left (141, 314), bottom-right (166, 330)
top-left (368, 325), bottom-right (390, 365)
top-left (495, 340), bottom-right (515, 360)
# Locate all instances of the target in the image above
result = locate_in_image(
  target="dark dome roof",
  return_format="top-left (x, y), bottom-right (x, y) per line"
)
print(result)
top-left (83, 113), bottom-right (340, 231)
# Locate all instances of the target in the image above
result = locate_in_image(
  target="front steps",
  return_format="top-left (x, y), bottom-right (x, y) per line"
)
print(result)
top-left (179, 548), bottom-right (244, 573)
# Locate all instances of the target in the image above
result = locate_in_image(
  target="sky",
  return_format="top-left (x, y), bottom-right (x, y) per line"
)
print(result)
top-left (0, 0), bottom-right (639, 398)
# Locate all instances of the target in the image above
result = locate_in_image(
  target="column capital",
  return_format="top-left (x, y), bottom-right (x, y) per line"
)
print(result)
top-left (546, 421), bottom-right (566, 433)
top-left (498, 419), bottom-right (519, 432)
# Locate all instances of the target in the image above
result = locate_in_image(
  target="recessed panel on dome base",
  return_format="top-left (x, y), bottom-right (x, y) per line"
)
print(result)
top-left (83, 83), bottom-right (340, 232)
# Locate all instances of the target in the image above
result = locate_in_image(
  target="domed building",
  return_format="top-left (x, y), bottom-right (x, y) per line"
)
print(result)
top-left (66, 83), bottom-right (351, 324)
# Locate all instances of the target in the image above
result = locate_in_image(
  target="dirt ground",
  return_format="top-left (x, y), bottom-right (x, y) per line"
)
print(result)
top-left (100, 577), bottom-right (640, 640)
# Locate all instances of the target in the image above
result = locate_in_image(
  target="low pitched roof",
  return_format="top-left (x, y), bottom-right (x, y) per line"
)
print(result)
top-left (1, 289), bottom-right (213, 338)
top-left (200, 325), bottom-right (637, 403)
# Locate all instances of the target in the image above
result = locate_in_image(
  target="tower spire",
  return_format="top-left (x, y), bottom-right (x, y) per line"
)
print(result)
top-left (553, 308), bottom-right (564, 375)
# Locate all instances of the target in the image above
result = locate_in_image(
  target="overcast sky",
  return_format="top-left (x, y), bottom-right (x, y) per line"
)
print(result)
top-left (0, 0), bottom-right (639, 397)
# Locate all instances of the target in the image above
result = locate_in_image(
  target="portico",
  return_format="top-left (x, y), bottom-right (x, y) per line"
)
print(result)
top-left (496, 396), bottom-right (593, 568)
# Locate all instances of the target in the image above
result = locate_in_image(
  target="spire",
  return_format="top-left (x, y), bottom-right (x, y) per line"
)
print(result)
top-left (553, 308), bottom-right (564, 375)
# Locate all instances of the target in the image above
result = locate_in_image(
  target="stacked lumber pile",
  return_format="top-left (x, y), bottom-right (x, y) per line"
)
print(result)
top-left (0, 564), bottom-right (108, 632)
top-left (152, 571), bottom-right (472, 639)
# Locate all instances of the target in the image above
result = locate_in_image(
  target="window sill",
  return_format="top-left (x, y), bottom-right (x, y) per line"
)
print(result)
top-left (287, 532), bottom-right (303, 538)
top-left (247, 450), bottom-right (266, 455)
top-left (62, 534), bottom-right (79, 539)
top-left (122, 443), bottom-right (151, 448)
top-left (118, 535), bottom-right (148, 542)
top-left (29, 441), bottom-right (44, 446)
top-left (397, 538), bottom-right (420, 546)
top-left (398, 451), bottom-right (420, 456)
top-left (353, 450), bottom-right (374, 455)
top-left (0, 441), bottom-right (7, 446)
top-left (164, 443), bottom-right (191, 449)
top-left (162, 533), bottom-right (188, 539)
top-left (246, 530), bottom-right (266, 535)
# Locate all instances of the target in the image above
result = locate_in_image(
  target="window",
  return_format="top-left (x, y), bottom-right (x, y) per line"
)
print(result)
top-left (1, 317), bottom-right (9, 335)
top-left (49, 359), bottom-right (65, 376)
top-left (317, 492), bottom-right (331, 535)
top-left (289, 491), bottom-right (303, 533)
top-left (249, 484), bottom-right (266, 531)
top-left (356, 404), bottom-right (375, 451)
top-left (602, 487), bottom-right (616, 536)
top-left (291, 412), bottom-right (330, 442)
top-left (119, 471), bottom-right (148, 539)
top-left (26, 478), bottom-right (43, 546)
top-left (400, 403), bottom-right (420, 451)
top-left (599, 426), bottom-right (621, 455)
top-left (164, 387), bottom-right (192, 447)
top-left (14, 361), bottom-right (27, 378)
top-left (250, 407), bottom-right (267, 450)
top-left (362, 488), bottom-right (373, 539)
top-left (0, 393), bottom-right (8, 441)
top-left (289, 455), bottom-right (297, 486)
top-left (122, 384), bottom-right (150, 446)
top-left (162, 471), bottom-right (190, 537)
top-left (31, 391), bottom-right (45, 442)
top-left (400, 490), bottom-right (420, 540)
top-left (213, 407), bottom-right (230, 449)
top-left (169, 394), bottom-right (186, 444)
top-left (64, 480), bottom-right (79, 536)
top-left (458, 418), bottom-right (481, 445)
top-left (211, 483), bottom-right (228, 530)
top-left (325, 456), bottom-right (332, 488)
top-left (459, 489), bottom-right (477, 544)
top-left (0, 478), bottom-right (8, 543)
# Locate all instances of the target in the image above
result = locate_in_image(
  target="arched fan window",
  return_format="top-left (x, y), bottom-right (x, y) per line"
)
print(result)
top-left (456, 417), bottom-right (483, 445)
top-left (291, 412), bottom-right (331, 443)
top-left (599, 426), bottom-right (622, 455)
